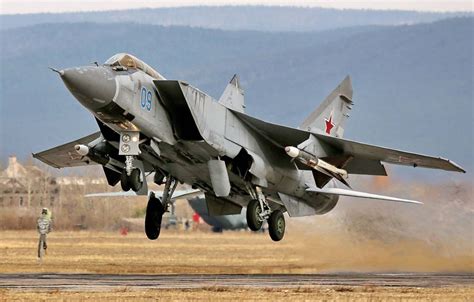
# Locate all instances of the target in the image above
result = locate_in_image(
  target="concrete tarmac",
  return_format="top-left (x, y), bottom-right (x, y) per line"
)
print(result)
top-left (0, 273), bottom-right (472, 291)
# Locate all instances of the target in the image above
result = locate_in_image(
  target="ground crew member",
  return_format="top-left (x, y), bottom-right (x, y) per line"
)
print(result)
top-left (37, 208), bottom-right (52, 258)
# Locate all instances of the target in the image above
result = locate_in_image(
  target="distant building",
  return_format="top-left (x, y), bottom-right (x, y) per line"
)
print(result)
top-left (0, 156), bottom-right (106, 209)
top-left (0, 156), bottom-right (59, 208)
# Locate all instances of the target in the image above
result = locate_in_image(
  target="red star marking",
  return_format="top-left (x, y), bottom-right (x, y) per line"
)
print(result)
top-left (325, 115), bottom-right (335, 134)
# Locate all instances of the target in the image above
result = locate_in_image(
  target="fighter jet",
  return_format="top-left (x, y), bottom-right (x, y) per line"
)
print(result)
top-left (34, 53), bottom-right (465, 241)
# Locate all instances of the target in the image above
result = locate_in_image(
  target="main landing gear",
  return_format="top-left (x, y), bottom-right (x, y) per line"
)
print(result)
top-left (120, 156), bottom-right (143, 192)
top-left (246, 187), bottom-right (286, 241)
top-left (145, 175), bottom-right (178, 240)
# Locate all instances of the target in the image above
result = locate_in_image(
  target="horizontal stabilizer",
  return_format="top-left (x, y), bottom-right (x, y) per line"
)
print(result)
top-left (85, 189), bottom-right (203, 201)
top-left (306, 187), bottom-right (422, 204)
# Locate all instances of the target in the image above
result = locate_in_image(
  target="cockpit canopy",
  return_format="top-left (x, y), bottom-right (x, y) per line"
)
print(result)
top-left (104, 53), bottom-right (164, 79)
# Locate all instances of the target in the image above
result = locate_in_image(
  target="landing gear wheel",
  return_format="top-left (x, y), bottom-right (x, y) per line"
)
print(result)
top-left (212, 226), bottom-right (223, 233)
top-left (145, 193), bottom-right (165, 240)
top-left (246, 199), bottom-right (263, 231)
top-left (120, 170), bottom-right (130, 191)
top-left (268, 209), bottom-right (285, 242)
top-left (130, 168), bottom-right (143, 192)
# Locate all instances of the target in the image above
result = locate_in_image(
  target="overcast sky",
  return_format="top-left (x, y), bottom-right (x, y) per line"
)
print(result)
top-left (1, 0), bottom-right (472, 15)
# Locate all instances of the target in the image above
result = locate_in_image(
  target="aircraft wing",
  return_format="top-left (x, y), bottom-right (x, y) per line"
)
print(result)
top-left (313, 133), bottom-right (465, 173)
top-left (85, 189), bottom-right (203, 201)
top-left (230, 110), bottom-right (465, 174)
top-left (306, 187), bottom-right (422, 204)
top-left (33, 132), bottom-right (102, 168)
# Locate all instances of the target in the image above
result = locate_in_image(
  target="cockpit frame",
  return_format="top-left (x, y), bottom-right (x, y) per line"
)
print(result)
top-left (105, 53), bottom-right (164, 80)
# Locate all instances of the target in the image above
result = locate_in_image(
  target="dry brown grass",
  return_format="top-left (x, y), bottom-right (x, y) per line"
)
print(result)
top-left (1, 286), bottom-right (473, 301)
top-left (0, 230), bottom-right (307, 274)
top-left (1, 230), bottom-right (473, 301)
top-left (1, 228), bottom-right (473, 274)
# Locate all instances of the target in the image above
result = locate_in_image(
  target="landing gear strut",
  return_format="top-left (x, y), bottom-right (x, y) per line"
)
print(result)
top-left (144, 175), bottom-right (177, 240)
top-left (246, 186), bottom-right (285, 241)
top-left (120, 156), bottom-right (143, 192)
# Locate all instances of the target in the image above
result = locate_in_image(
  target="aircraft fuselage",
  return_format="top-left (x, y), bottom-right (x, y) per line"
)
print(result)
top-left (60, 62), bottom-right (338, 215)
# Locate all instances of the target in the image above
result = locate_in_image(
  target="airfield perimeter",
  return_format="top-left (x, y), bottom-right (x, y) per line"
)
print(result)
top-left (0, 231), bottom-right (473, 300)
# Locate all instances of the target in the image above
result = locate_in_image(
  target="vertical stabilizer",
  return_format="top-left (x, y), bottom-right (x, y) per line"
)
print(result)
top-left (219, 74), bottom-right (245, 113)
top-left (299, 76), bottom-right (353, 138)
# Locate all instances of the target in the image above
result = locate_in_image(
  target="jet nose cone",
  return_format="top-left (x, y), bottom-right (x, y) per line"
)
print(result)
top-left (61, 66), bottom-right (116, 111)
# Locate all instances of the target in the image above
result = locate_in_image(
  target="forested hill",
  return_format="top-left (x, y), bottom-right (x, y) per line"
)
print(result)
top-left (1, 6), bottom-right (470, 31)
top-left (0, 17), bottom-right (472, 174)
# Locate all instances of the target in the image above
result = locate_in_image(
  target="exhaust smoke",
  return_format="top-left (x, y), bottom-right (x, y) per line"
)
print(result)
top-left (287, 177), bottom-right (473, 272)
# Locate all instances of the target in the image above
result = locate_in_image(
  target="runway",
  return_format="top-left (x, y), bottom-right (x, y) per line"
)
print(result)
top-left (1, 273), bottom-right (472, 291)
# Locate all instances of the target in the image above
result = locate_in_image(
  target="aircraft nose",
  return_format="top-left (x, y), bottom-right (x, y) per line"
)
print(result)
top-left (60, 66), bottom-right (116, 111)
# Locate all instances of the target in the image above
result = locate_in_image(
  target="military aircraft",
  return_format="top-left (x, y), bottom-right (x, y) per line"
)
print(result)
top-left (34, 53), bottom-right (465, 241)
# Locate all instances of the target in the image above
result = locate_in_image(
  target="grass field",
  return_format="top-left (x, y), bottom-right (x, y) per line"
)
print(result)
top-left (0, 230), bottom-right (307, 274)
top-left (2, 286), bottom-right (473, 301)
top-left (0, 230), bottom-right (473, 300)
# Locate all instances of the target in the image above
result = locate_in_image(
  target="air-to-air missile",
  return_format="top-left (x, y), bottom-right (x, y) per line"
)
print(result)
top-left (75, 144), bottom-right (124, 169)
top-left (284, 146), bottom-right (348, 178)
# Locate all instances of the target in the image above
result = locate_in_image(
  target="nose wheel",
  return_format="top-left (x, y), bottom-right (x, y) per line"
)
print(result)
top-left (120, 156), bottom-right (143, 192)
top-left (120, 171), bottom-right (131, 191)
top-left (121, 168), bottom-right (143, 192)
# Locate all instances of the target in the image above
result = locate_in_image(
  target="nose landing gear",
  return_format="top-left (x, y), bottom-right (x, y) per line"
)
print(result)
top-left (120, 156), bottom-right (143, 192)
top-left (118, 131), bottom-right (144, 192)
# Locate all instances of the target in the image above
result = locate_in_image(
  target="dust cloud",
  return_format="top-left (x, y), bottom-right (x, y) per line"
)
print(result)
top-left (287, 176), bottom-right (473, 272)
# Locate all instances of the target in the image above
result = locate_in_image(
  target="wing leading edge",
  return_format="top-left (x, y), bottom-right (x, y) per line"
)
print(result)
top-left (313, 133), bottom-right (465, 173)
top-left (231, 110), bottom-right (465, 174)
top-left (33, 132), bottom-right (102, 168)
top-left (85, 189), bottom-right (203, 201)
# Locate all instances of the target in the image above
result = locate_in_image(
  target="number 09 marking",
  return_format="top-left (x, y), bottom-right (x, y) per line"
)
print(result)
top-left (140, 87), bottom-right (152, 111)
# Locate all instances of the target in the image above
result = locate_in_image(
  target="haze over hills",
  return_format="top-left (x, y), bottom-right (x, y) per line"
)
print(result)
top-left (0, 15), bottom-right (472, 175)
top-left (1, 6), bottom-right (471, 31)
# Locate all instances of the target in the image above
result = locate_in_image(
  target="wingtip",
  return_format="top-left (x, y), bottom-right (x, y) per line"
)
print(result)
top-left (445, 158), bottom-right (466, 173)
top-left (453, 163), bottom-right (466, 174)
